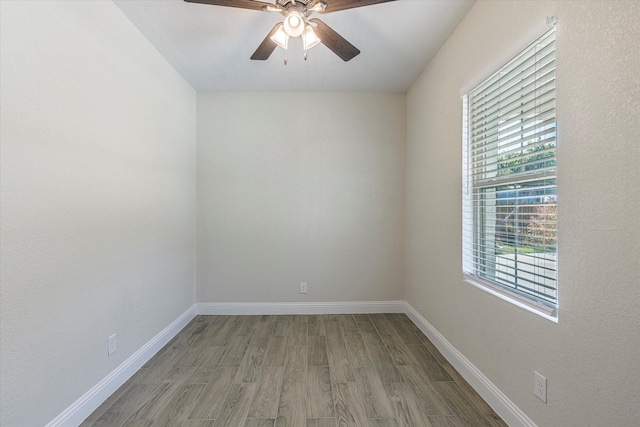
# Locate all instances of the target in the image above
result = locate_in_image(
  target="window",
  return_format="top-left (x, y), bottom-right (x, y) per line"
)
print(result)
top-left (462, 27), bottom-right (557, 319)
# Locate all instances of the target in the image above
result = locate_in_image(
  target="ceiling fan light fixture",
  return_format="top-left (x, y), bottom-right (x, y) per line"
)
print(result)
top-left (283, 11), bottom-right (305, 37)
top-left (184, 0), bottom-right (380, 63)
top-left (270, 24), bottom-right (289, 49)
top-left (302, 25), bottom-right (321, 50)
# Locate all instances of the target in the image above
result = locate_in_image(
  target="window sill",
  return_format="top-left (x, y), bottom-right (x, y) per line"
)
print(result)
top-left (463, 274), bottom-right (558, 323)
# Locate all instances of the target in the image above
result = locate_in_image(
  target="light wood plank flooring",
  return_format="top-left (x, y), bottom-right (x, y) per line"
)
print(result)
top-left (82, 314), bottom-right (507, 427)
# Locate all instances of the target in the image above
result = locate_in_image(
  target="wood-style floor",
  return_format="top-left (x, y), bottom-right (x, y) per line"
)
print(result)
top-left (82, 314), bottom-right (507, 427)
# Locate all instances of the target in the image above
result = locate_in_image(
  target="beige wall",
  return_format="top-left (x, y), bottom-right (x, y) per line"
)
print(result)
top-left (0, 2), bottom-right (196, 426)
top-left (406, 1), bottom-right (640, 426)
top-left (196, 93), bottom-right (406, 303)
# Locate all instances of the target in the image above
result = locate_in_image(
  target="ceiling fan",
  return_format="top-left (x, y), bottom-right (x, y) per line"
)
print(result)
top-left (184, 0), bottom-right (397, 64)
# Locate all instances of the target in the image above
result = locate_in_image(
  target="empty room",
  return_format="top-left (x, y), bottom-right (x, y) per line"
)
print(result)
top-left (1, 0), bottom-right (639, 426)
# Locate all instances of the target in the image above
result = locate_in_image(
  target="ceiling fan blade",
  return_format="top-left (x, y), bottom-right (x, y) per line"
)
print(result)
top-left (183, 0), bottom-right (273, 11)
top-left (319, 0), bottom-right (397, 13)
top-left (251, 23), bottom-right (281, 60)
top-left (309, 18), bottom-right (360, 61)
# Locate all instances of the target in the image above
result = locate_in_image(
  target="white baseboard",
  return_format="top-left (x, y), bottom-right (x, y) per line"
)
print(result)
top-left (404, 303), bottom-right (536, 427)
top-left (45, 305), bottom-right (197, 427)
top-left (196, 300), bottom-right (406, 315)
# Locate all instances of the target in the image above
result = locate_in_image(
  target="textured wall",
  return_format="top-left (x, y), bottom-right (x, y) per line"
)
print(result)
top-left (405, 1), bottom-right (640, 426)
top-left (197, 93), bottom-right (405, 303)
top-left (0, 2), bottom-right (196, 425)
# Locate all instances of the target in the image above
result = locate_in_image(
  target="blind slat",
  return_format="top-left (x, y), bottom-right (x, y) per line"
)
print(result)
top-left (470, 90), bottom-right (556, 140)
top-left (470, 60), bottom-right (556, 123)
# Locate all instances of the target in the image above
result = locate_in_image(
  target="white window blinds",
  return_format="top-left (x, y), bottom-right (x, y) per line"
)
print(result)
top-left (463, 27), bottom-right (558, 310)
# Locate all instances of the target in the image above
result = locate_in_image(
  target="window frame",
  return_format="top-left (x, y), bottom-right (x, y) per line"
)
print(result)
top-left (462, 26), bottom-right (558, 322)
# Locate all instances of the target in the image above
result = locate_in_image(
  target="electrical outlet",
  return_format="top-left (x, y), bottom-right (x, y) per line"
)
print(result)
top-left (534, 371), bottom-right (547, 402)
top-left (108, 334), bottom-right (117, 356)
top-left (299, 282), bottom-right (308, 294)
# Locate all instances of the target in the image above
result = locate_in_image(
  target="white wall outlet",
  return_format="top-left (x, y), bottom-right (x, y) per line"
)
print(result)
top-left (534, 371), bottom-right (547, 402)
top-left (108, 334), bottom-right (117, 356)
top-left (299, 282), bottom-right (308, 294)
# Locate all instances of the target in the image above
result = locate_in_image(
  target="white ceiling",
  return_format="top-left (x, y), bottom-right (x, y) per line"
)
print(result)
top-left (113, 0), bottom-right (475, 92)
